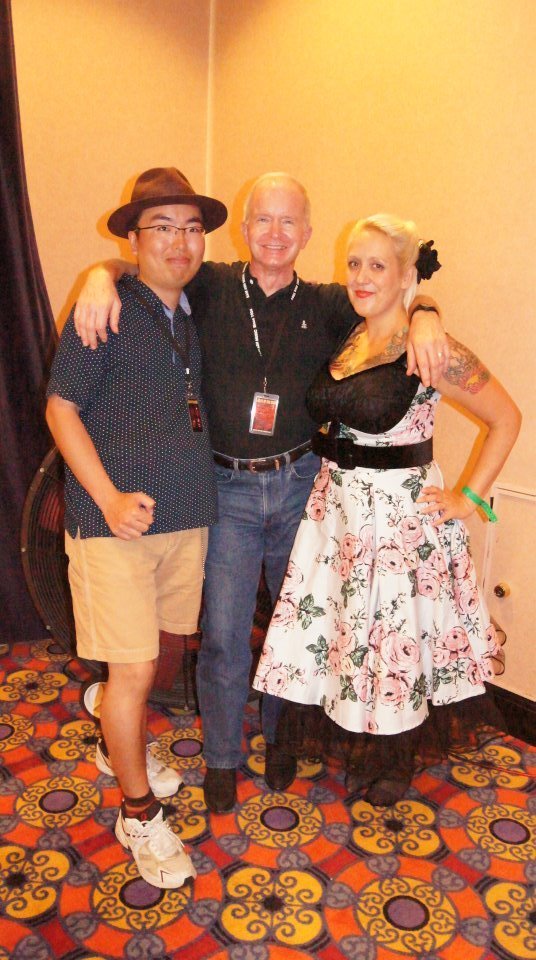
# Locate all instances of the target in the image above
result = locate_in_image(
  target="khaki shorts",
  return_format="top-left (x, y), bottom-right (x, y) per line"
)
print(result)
top-left (65, 528), bottom-right (208, 664)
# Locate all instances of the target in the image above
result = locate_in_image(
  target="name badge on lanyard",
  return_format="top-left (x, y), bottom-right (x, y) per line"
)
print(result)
top-left (249, 392), bottom-right (280, 435)
top-left (188, 397), bottom-right (203, 432)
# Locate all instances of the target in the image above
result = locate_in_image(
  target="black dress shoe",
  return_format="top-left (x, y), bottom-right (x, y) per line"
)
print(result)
top-left (264, 743), bottom-right (297, 791)
top-left (344, 770), bottom-right (372, 795)
top-left (365, 776), bottom-right (411, 808)
top-left (203, 767), bottom-right (237, 813)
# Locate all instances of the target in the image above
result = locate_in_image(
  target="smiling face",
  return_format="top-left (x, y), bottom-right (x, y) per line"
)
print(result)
top-left (241, 178), bottom-right (312, 282)
top-left (128, 203), bottom-right (205, 309)
top-left (346, 227), bottom-right (413, 322)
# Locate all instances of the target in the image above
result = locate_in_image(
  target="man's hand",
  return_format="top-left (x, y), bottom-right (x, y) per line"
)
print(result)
top-left (406, 307), bottom-right (449, 387)
top-left (74, 262), bottom-right (129, 349)
top-left (103, 491), bottom-right (155, 540)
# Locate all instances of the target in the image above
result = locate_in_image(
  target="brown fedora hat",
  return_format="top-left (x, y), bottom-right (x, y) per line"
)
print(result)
top-left (107, 167), bottom-right (228, 237)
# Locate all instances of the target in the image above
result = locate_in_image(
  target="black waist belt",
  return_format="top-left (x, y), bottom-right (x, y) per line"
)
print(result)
top-left (312, 432), bottom-right (433, 470)
top-left (213, 441), bottom-right (312, 473)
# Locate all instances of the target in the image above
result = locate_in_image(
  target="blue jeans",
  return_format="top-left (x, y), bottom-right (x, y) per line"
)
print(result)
top-left (197, 450), bottom-right (320, 768)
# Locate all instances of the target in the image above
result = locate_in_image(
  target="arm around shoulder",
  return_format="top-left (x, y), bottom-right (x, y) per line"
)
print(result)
top-left (406, 295), bottom-right (449, 388)
top-left (74, 259), bottom-right (135, 348)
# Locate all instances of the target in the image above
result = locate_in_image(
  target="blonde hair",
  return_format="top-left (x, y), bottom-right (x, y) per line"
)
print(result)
top-left (243, 172), bottom-right (311, 225)
top-left (349, 214), bottom-right (420, 309)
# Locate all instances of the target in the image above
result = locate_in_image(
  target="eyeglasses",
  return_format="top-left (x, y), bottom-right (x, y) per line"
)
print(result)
top-left (135, 223), bottom-right (205, 239)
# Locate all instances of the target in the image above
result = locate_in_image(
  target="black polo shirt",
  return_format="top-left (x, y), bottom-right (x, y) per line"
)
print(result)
top-left (187, 261), bottom-right (358, 459)
top-left (47, 276), bottom-right (217, 538)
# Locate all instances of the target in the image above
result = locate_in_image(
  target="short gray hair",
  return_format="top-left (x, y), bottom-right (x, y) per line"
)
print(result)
top-left (243, 172), bottom-right (311, 224)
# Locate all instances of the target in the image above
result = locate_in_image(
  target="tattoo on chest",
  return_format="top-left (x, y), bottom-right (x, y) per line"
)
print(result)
top-left (446, 339), bottom-right (490, 393)
top-left (377, 327), bottom-right (408, 363)
top-left (331, 325), bottom-right (408, 377)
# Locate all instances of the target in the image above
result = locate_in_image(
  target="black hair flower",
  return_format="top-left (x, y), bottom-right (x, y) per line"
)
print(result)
top-left (416, 240), bottom-right (441, 283)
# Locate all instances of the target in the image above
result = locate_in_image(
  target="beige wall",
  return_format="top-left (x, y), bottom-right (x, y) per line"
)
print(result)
top-left (12, 0), bottom-right (535, 697)
top-left (12, 0), bottom-right (211, 326)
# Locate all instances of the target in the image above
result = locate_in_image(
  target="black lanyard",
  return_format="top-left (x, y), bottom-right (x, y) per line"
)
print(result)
top-left (132, 288), bottom-right (193, 392)
top-left (241, 264), bottom-right (300, 393)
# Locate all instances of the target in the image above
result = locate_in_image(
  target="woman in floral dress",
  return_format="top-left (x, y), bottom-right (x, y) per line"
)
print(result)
top-left (253, 214), bottom-right (521, 806)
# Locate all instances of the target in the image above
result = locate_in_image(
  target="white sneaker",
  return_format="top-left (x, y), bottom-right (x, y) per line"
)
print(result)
top-left (115, 805), bottom-right (196, 889)
top-left (95, 741), bottom-right (183, 798)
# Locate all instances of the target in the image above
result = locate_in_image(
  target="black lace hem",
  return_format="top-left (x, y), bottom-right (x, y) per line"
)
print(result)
top-left (272, 690), bottom-right (506, 796)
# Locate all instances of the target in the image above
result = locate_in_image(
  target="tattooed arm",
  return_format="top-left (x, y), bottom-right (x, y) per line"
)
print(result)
top-left (418, 335), bottom-right (522, 525)
top-left (441, 336), bottom-right (492, 393)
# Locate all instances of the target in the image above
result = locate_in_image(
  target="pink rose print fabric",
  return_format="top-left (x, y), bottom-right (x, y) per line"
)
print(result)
top-left (253, 386), bottom-right (498, 736)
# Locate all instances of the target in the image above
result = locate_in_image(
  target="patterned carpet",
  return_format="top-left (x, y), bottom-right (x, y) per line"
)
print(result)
top-left (0, 638), bottom-right (534, 960)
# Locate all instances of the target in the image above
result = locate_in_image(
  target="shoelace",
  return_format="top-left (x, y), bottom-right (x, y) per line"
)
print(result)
top-left (146, 816), bottom-right (185, 858)
top-left (125, 810), bottom-right (184, 858)
top-left (146, 750), bottom-right (165, 777)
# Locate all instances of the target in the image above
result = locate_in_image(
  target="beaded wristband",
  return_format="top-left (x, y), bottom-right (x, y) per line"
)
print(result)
top-left (461, 486), bottom-right (498, 522)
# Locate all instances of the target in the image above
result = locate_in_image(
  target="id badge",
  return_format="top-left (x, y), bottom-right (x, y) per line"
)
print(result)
top-left (249, 392), bottom-right (279, 435)
top-left (188, 398), bottom-right (203, 432)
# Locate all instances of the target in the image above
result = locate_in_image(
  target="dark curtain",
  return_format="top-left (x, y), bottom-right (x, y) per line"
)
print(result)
top-left (0, 1), bottom-right (57, 644)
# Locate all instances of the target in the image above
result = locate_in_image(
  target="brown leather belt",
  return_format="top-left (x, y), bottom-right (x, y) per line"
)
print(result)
top-left (312, 432), bottom-right (433, 470)
top-left (213, 442), bottom-right (312, 473)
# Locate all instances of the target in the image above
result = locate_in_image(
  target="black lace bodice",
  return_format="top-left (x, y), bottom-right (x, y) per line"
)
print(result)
top-left (305, 353), bottom-right (421, 435)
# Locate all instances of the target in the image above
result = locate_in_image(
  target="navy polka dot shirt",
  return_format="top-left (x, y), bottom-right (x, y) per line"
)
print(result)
top-left (47, 276), bottom-right (217, 538)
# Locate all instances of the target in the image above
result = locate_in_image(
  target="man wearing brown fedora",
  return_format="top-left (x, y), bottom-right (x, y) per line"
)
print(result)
top-left (46, 168), bottom-right (227, 886)
top-left (73, 171), bottom-right (447, 815)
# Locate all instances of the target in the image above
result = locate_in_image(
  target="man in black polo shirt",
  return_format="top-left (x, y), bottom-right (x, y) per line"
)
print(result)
top-left (73, 172), bottom-right (446, 814)
top-left (46, 168), bottom-right (227, 883)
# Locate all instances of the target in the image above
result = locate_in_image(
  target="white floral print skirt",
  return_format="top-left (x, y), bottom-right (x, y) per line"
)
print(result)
top-left (253, 455), bottom-right (500, 739)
